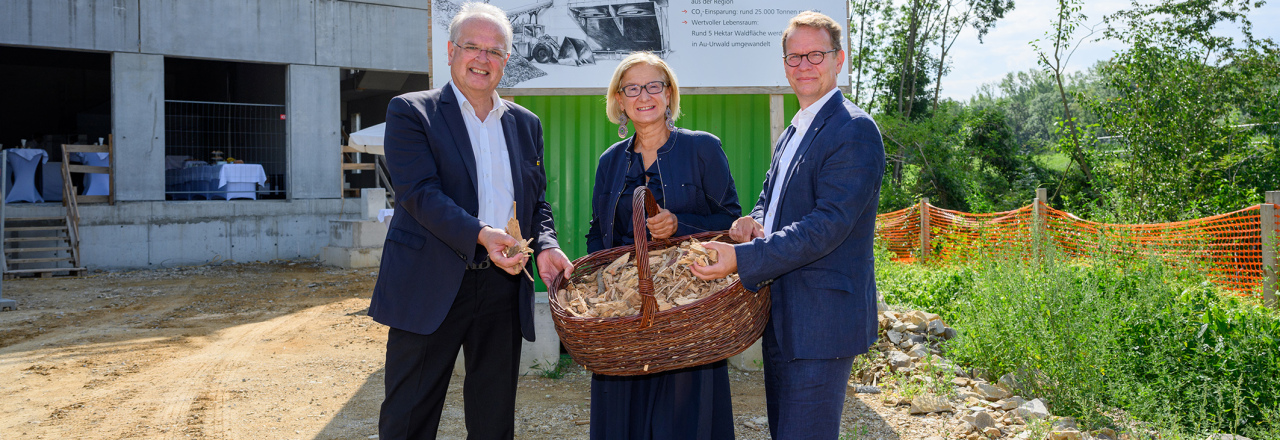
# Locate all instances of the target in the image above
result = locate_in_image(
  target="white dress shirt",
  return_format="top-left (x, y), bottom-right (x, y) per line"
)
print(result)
top-left (450, 82), bottom-right (515, 229)
top-left (763, 87), bottom-right (841, 235)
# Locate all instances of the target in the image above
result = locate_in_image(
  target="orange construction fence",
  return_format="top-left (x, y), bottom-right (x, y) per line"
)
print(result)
top-left (875, 191), bottom-right (1279, 305)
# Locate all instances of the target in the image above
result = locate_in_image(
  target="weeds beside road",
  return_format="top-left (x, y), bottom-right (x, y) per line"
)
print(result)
top-left (877, 247), bottom-right (1280, 439)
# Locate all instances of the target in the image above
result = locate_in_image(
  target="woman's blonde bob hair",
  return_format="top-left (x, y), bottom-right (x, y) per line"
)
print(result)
top-left (605, 52), bottom-right (680, 125)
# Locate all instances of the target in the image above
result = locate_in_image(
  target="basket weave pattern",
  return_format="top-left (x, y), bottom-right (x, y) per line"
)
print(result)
top-left (548, 187), bottom-right (771, 376)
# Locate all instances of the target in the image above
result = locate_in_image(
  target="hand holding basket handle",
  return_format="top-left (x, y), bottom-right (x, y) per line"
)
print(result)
top-left (547, 187), bottom-right (770, 376)
top-left (631, 186), bottom-right (661, 328)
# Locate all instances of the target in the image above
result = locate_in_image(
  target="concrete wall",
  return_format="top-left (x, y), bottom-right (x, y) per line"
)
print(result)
top-left (315, 0), bottom-right (430, 72)
top-left (6, 200), bottom-right (362, 268)
top-left (287, 64), bottom-right (342, 199)
top-left (2, 0), bottom-right (428, 267)
top-left (140, 0), bottom-right (316, 65)
top-left (0, 0), bottom-right (141, 52)
top-left (111, 52), bottom-right (166, 202)
top-left (2, 0), bottom-right (431, 72)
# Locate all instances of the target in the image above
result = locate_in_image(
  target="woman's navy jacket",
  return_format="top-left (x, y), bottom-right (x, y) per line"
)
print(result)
top-left (586, 128), bottom-right (741, 253)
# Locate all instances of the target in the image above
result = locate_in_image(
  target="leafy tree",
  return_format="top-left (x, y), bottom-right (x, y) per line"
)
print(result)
top-left (850, 0), bottom-right (1014, 119)
top-left (1089, 0), bottom-right (1280, 220)
top-left (878, 102), bottom-right (1049, 213)
top-left (1030, 0), bottom-right (1098, 196)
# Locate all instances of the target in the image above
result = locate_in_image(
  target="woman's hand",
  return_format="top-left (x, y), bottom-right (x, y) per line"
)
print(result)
top-left (647, 208), bottom-right (678, 239)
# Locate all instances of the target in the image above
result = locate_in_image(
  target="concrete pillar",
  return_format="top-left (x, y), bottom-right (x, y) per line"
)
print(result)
top-left (360, 188), bottom-right (387, 220)
top-left (286, 65), bottom-right (341, 200)
top-left (729, 340), bottom-right (764, 372)
top-left (111, 52), bottom-right (166, 201)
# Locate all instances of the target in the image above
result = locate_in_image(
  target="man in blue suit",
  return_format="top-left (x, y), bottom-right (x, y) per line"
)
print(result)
top-left (368, 3), bottom-right (573, 439)
top-left (693, 11), bottom-right (885, 440)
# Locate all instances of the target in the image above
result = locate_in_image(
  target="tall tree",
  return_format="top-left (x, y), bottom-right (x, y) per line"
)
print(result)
top-left (1031, 0), bottom-right (1097, 196)
top-left (930, 0), bottom-right (1015, 112)
top-left (1091, 0), bottom-right (1280, 220)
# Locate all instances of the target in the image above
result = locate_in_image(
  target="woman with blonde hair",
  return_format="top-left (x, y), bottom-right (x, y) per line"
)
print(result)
top-left (584, 52), bottom-right (740, 439)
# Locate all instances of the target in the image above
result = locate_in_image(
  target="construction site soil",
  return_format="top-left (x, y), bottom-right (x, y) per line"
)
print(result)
top-left (0, 261), bottom-right (939, 439)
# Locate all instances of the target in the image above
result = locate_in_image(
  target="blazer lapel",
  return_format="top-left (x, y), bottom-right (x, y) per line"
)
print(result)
top-left (440, 83), bottom-right (479, 193)
top-left (776, 94), bottom-right (845, 211)
top-left (500, 108), bottom-right (526, 223)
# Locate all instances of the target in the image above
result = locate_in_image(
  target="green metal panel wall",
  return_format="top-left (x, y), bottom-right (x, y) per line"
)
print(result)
top-left (514, 93), bottom-right (800, 265)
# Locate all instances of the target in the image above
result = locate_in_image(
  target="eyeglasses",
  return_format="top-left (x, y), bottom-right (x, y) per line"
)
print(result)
top-left (619, 81), bottom-right (667, 97)
top-left (783, 49), bottom-right (838, 67)
top-left (452, 42), bottom-right (508, 60)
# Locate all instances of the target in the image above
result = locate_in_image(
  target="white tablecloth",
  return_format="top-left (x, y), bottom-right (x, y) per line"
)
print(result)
top-left (165, 163), bottom-right (267, 200)
top-left (5, 149), bottom-right (49, 203)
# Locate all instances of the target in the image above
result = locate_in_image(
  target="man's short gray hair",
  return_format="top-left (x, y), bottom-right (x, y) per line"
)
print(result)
top-left (449, 2), bottom-right (514, 53)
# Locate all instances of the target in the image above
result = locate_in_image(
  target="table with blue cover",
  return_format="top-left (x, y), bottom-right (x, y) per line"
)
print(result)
top-left (70, 151), bottom-right (111, 196)
top-left (165, 163), bottom-right (267, 200)
top-left (4, 149), bottom-right (49, 203)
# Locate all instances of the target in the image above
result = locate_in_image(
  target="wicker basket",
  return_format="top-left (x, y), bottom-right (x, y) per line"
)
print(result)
top-left (548, 187), bottom-right (771, 376)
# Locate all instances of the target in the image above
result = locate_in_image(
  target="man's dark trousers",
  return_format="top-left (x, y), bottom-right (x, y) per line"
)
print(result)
top-left (762, 323), bottom-right (857, 440)
top-left (379, 266), bottom-right (522, 440)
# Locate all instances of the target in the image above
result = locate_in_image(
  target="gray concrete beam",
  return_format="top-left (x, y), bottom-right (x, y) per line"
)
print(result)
top-left (111, 52), bottom-right (166, 201)
top-left (335, 0), bottom-right (428, 9)
top-left (315, 0), bottom-right (431, 72)
top-left (139, 0), bottom-right (315, 65)
top-left (1, 0), bottom-right (140, 52)
top-left (286, 64), bottom-right (341, 200)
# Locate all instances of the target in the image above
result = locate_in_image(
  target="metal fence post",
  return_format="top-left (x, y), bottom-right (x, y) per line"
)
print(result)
top-left (1, 153), bottom-right (13, 311)
top-left (1263, 191), bottom-right (1278, 309)
top-left (1033, 188), bottom-right (1048, 255)
top-left (919, 197), bottom-right (931, 261)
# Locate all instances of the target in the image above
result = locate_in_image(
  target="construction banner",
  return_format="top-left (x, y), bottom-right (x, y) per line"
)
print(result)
top-left (431, 0), bottom-right (850, 91)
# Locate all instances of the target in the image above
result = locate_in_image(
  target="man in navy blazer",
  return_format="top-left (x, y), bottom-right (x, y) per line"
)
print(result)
top-left (368, 3), bottom-right (573, 439)
top-left (693, 11), bottom-right (885, 439)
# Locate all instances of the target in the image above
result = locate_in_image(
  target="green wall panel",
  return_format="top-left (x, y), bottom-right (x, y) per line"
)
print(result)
top-left (515, 93), bottom-right (802, 266)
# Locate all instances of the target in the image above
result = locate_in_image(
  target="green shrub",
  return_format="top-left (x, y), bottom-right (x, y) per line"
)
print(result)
top-left (876, 247), bottom-right (1280, 438)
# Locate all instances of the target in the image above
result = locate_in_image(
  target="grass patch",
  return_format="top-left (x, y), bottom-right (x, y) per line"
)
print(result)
top-left (530, 354), bottom-right (577, 379)
top-left (1036, 151), bottom-right (1072, 172)
top-left (876, 246), bottom-right (1280, 438)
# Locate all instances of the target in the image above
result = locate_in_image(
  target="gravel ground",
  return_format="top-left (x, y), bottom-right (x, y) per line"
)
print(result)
top-left (0, 261), bottom-right (952, 439)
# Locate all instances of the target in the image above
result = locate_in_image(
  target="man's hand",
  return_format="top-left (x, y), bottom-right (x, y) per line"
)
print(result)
top-left (479, 226), bottom-right (526, 275)
top-left (729, 216), bottom-right (764, 243)
top-left (646, 208), bottom-right (678, 240)
top-left (691, 241), bottom-right (738, 280)
top-left (536, 248), bottom-right (574, 287)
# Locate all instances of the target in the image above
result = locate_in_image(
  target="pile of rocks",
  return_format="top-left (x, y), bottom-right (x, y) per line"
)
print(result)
top-left (851, 309), bottom-right (1113, 440)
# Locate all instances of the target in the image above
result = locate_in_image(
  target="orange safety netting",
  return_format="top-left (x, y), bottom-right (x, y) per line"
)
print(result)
top-left (876, 202), bottom-right (1278, 298)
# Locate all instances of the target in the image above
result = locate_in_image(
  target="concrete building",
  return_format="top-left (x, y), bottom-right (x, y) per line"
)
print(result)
top-left (1, 0), bottom-right (432, 269)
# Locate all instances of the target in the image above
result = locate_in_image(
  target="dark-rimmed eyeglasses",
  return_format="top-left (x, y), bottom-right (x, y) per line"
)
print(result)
top-left (783, 49), bottom-right (838, 67)
top-left (619, 81), bottom-right (667, 97)
top-left (452, 41), bottom-right (508, 60)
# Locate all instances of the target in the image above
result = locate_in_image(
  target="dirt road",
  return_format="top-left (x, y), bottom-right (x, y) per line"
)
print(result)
top-left (0, 262), bottom-right (941, 439)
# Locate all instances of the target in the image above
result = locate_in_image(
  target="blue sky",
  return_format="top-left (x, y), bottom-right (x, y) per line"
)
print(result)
top-left (935, 0), bottom-right (1280, 101)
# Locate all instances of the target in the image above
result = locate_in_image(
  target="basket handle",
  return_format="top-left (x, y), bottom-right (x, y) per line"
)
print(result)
top-left (632, 186), bottom-right (660, 328)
